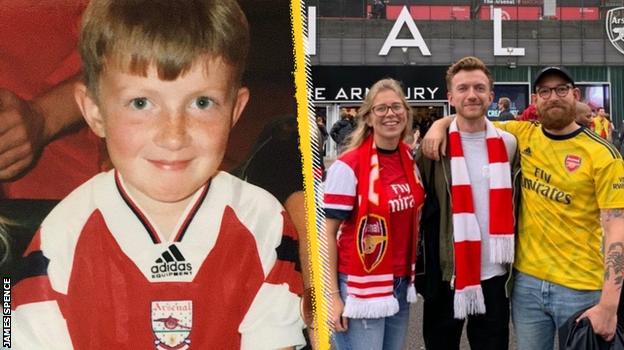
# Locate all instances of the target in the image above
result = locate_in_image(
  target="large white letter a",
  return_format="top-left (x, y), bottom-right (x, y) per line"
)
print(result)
top-left (379, 6), bottom-right (431, 56)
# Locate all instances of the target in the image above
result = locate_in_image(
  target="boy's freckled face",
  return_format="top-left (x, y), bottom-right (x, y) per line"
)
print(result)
top-left (92, 57), bottom-right (248, 204)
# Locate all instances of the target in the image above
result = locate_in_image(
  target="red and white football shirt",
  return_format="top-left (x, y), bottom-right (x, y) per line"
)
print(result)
top-left (13, 170), bottom-right (304, 349)
top-left (324, 147), bottom-right (423, 277)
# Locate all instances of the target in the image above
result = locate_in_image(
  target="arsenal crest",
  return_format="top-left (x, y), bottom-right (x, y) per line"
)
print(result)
top-left (606, 7), bottom-right (624, 55)
top-left (357, 214), bottom-right (388, 273)
top-left (151, 300), bottom-right (192, 350)
top-left (565, 154), bottom-right (582, 172)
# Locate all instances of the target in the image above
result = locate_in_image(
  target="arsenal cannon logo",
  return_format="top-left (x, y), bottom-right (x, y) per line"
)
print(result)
top-left (357, 214), bottom-right (389, 272)
top-left (606, 7), bottom-right (624, 55)
top-left (151, 300), bottom-right (192, 350)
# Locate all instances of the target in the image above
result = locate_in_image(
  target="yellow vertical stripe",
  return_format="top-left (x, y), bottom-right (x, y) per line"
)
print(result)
top-left (290, 2), bottom-right (331, 349)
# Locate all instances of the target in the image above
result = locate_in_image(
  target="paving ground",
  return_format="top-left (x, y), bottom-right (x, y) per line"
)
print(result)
top-left (323, 301), bottom-right (524, 350)
top-left (405, 301), bottom-right (518, 350)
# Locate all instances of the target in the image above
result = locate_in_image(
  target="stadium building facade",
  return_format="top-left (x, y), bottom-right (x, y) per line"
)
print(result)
top-left (307, 0), bottom-right (624, 157)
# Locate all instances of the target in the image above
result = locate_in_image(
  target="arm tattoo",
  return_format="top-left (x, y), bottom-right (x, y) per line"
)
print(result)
top-left (603, 208), bottom-right (624, 223)
top-left (605, 242), bottom-right (624, 290)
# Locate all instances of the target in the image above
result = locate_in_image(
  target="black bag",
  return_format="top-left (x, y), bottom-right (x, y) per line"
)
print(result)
top-left (559, 308), bottom-right (624, 350)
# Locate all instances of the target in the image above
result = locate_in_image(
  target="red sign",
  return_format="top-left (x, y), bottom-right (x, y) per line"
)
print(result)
top-left (384, 5), bottom-right (471, 20)
top-left (557, 7), bottom-right (599, 20)
top-left (372, 4), bottom-right (598, 20)
top-left (478, 6), bottom-right (541, 20)
top-left (478, 6), bottom-right (599, 20)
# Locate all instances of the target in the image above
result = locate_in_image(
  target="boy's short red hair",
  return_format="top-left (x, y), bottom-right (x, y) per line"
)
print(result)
top-left (79, 0), bottom-right (249, 97)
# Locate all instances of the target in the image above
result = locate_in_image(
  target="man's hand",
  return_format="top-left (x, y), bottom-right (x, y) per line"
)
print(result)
top-left (577, 303), bottom-right (617, 341)
top-left (410, 130), bottom-right (420, 151)
top-left (0, 89), bottom-right (46, 180)
top-left (583, 208), bottom-right (624, 342)
top-left (330, 293), bottom-right (348, 332)
top-left (421, 115), bottom-right (454, 161)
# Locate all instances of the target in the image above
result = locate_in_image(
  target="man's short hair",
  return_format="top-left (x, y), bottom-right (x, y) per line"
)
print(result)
top-left (499, 97), bottom-right (511, 109)
top-left (445, 56), bottom-right (494, 90)
top-left (575, 101), bottom-right (591, 116)
top-left (79, 0), bottom-right (249, 97)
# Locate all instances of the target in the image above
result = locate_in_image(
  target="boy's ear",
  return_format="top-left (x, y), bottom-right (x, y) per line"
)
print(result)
top-left (230, 87), bottom-right (250, 127)
top-left (74, 82), bottom-right (106, 138)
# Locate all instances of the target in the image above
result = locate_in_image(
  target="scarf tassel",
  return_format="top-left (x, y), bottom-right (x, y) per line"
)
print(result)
top-left (489, 236), bottom-right (515, 264)
top-left (453, 286), bottom-right (486, 319)
top-left (343, 295), bottom-right (400, 319)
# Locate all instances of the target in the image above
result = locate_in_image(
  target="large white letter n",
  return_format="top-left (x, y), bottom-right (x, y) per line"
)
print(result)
top-left (379, 6), bottom-right (431, 56)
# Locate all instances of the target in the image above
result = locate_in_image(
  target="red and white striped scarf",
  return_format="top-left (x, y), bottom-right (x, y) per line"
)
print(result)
top-left (449, 119), bottom-right (514, 319)
top-left (342, 134), bottom-right (423, 318)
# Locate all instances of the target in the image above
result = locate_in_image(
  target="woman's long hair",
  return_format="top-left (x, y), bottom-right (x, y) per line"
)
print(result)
top-left (344, 78), bottom-right (413, 151)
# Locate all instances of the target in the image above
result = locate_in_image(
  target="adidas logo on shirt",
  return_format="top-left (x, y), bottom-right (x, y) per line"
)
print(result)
top-left (522, 147), bottom-right (532, 156)
top-left (151, 244), bottom-right (193, 279)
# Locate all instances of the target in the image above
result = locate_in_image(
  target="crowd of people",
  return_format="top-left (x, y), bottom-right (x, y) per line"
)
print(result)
top-left (3, 1), bottom-right (624, 349)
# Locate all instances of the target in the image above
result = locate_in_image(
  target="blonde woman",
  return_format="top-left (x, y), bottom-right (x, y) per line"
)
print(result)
top-left (324, 78), bottom-right (425, 349)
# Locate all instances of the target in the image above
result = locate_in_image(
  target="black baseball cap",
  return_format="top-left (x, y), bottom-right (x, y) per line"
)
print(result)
top-left (532, 66), bottom-right (575, 91)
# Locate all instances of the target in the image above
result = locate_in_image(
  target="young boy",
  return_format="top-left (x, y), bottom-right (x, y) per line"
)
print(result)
top-left (12, 1), bottom-right (305, 349)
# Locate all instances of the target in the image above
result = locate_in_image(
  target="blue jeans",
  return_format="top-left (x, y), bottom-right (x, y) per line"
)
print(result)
top-left (512, 270), bottom-right (601, 350)
top-left (332, 274), bottom-right (410, 350)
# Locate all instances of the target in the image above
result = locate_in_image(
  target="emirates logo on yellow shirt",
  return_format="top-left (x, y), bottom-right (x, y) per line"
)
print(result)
top-left (565, 155), bottom-right (582, 172)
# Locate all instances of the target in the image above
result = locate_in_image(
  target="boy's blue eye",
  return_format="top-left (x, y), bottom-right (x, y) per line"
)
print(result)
top-left (130, 97), bottom-right (151, 110)
top-left (192, 96), bottom-right (214, 110)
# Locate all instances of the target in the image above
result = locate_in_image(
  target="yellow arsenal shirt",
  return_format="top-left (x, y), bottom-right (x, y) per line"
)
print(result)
top-left (496, 121), bottom-right (624, 289)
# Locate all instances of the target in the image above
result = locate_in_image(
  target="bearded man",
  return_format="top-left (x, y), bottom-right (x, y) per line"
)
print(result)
top-left (421, 66), bottom-right (624, 350)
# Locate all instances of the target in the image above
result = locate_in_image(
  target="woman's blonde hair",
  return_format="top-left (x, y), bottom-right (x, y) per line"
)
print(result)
top-left (344, 78), bottom-right (413, 151)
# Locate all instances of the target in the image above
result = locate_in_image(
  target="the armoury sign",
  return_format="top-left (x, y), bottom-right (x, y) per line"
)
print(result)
top-left (606, 7), bottom-right (624, 55)
top-left (310, 66), bottom-right (448, 103)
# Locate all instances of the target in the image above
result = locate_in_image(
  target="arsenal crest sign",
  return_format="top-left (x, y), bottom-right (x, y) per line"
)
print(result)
top-left (152, 300), bottom-right (192, 350)
top-left (357, 214), bottom-right (388, 272)
top-left (606, 7), bottom-right (624, 55)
